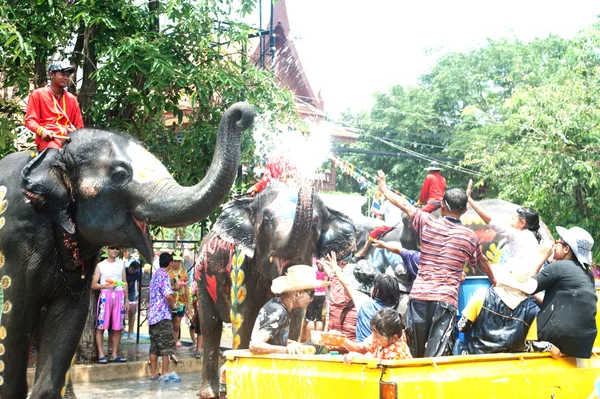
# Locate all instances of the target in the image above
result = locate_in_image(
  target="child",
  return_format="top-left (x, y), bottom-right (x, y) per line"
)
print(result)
top-left (342, 308), bottom-right (412, 363)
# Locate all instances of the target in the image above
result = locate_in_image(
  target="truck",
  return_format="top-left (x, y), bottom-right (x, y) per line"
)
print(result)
top-left (219, 289), bottom-right (600, 399)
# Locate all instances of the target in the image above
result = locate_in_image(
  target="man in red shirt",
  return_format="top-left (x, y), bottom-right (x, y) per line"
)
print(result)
top-left (25, 61), bottom-right (84, 151)
top-left (417, 161), bottom-right (446, 213)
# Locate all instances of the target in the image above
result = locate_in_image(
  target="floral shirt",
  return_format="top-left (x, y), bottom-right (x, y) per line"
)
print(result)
top-left (252, 297), bottom-right (289, 346)
top-left (364, 331), bottom-right (412, 360)
top-left (148, 268), bottom-right (173, 326)
top-left (168, 265), bottom-right (189, 308)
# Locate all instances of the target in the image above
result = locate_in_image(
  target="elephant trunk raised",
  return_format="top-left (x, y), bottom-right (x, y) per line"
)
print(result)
top-left (134, 102), bottom-right (254, 227)
top-left (279, 180), bottom-right (314, 264)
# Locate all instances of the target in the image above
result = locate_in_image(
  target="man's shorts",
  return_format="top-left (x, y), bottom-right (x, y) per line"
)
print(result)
top-left (97, 289), bottom-right (125, 330)
top-left (149, 319), bottom-right (176, 356)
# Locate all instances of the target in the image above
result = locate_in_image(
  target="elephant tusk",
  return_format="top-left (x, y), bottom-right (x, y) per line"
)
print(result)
top-left (269, 256), bottom-right (274, 263)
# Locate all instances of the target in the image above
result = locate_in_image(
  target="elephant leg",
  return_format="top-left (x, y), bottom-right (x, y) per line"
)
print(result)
top-left (234, 290), bottom-right (267, 350)
top-left (0, 305), bottom-right (36, 398)
top-left (198, 292), bottom-right (223, 399)
top-left (30, 294), bottom-right (89, 399)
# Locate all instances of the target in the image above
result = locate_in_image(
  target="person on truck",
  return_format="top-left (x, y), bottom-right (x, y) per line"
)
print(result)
top-left (249, 265), bottom-right (329, 355)
top-left (454, 254), bottom-right (561, 358)
top-left (498, 225), bottom-right (597, 359)
top-left (342, 308), bottom-right (412, 363)
top-left (376, 170), bottom-right (496, 358)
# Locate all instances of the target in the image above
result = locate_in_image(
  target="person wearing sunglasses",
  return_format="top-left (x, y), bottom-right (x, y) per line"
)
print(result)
top-left (466, 179), bottom-right (544, 274)
top-left (250, 265), bottom-right (329, 355)
top-left (498, 226), bottom-right (597, 359)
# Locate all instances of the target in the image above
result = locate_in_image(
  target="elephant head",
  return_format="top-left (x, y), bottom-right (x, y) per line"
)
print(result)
top-left (214, 182), bottom-right (356, 279)
top-left (20, 102), bottom-right (255, 261)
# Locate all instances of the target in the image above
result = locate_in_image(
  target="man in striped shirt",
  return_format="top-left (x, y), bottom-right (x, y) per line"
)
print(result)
top-left (377, 170), bottom-right (496, 358)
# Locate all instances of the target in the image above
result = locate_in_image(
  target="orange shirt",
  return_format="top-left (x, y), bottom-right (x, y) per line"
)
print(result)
top-left (364, 331), bottom-right (412, 360)
top-left (25, 86), bottom-right (84, 151)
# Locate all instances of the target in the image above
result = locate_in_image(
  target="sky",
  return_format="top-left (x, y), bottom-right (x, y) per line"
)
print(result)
top-left (252, 0), bottom-right (600, 117)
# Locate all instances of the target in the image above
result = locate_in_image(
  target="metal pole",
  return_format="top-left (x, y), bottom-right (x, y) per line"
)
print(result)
top-left (259, 0), bottom-right (264, 68)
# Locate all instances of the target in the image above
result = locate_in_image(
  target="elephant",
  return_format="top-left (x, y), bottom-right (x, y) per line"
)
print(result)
top-left (354, 199), bottom-right (553, 280)
top-left (0, 102), bottom-right (254, 398)
top-left (195, 182), bottom-right (356, 398)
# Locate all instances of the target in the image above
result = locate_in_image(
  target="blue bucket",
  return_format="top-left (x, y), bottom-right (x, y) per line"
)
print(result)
top-left (456, 277), bottom-right (492, 344)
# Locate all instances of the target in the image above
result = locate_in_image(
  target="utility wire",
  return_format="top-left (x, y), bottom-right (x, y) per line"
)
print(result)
top-left (373, 136), bottom-right (482, 176)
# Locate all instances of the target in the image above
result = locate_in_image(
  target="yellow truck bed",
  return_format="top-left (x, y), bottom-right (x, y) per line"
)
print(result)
top-left (222, 349), bottom-right (600, 399)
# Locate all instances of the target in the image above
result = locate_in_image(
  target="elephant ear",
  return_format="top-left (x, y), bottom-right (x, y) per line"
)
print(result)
top-left (316, 207), bottom-right (356, 259)
top-left (21, 149), bottom-right (75, 234)
top-left (213, 198), bottom-right (255, 257)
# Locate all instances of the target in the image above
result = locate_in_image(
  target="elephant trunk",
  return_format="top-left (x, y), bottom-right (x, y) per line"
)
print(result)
top-left (135, 102), bottom-right (254, 227)
top-left (280, 180), bottom-right (314, 260)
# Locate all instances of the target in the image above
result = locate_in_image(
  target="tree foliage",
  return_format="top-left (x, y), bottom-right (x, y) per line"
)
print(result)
top-left (339, 22), bottom-right (600, 259)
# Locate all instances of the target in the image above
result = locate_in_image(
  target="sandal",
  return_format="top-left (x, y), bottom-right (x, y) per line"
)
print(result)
top-left (97, 357), bottom-right (108, 364)
top-left (194, 351), bottom-right (203, 359)
top-left (169, 354), bottom-right (180, 364)
top-left (109, 355), bottom-right (127, 363)
top-left (149, 373), bottom-right (161, 381)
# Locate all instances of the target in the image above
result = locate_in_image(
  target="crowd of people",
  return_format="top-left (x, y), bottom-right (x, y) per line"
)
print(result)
top-left (248, 168), bottom-right (598, 365)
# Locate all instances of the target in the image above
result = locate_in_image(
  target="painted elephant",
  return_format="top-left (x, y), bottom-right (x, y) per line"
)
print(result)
top-left (0, 102), bottom-right (254, 398)
top-left (355, 199), bottom-right (552, 279)
top-left (195, 182), bottom-right (356, 398)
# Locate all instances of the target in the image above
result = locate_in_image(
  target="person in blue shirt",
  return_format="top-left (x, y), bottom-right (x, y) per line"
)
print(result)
top-left (355, 273), bottom-right (401, 342)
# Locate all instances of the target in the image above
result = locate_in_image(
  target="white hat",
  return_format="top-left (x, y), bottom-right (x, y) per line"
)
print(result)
top-left (425, 161), bottom-right (443, 171)
top-left (271, 265), bottom-right (330, 294)
top-left (556, 226), bottom-right (594, 266)
top-left (492, 263), bottom-right (531, 309)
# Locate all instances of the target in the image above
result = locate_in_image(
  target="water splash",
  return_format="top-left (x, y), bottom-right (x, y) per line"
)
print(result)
top-left (251, 113), bottom-right (332, 182)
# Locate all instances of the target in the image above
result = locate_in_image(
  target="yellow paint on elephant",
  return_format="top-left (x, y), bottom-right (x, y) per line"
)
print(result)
top-left (0, 376), bottom-right (3, 386)
top-left (0, 327), bottom-right (6, 340)
top-left (234, 314), bottom-right (243, 330)
top-left (237, 287), bottom-right (247, 303)
top-left (230, 271), bottom-right (236, 286)
top-left (0, 360), bottom-right (4, 372)
top-left (0, 201), bottom-right (6, 216)
top-left (0, 218), bottom-right (4, 230)
top-left (233, 334), bottom-right (241, 349)
top-left (461, 214), bottom-right (486, 226)
top-left (232, 252), bottom-right (245, 269)
top-left (2, 302), bottom-right (10, 314)
top-left (230, 311), bottom-right (235, 323)
top-left (61, 386), bottom-right (66, 397)
top-left (236, 270), bottom-right (245, 287)
top-left (0, 344), bottom-right (4, 355)
top-left (230, 290), bottom-right (236, 303)
top-left (486, 243), bottom-right (502, 265)
top-left (0, 252), bottom-right (4, 269)
top-left (0, 276), bottom-right (9, 290)
top-left (0, 186), bottom-right (6, 202)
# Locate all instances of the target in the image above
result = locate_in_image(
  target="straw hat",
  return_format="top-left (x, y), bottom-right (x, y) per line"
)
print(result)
top-left (492, 263), bottom-right (531, 309)
top-left (425, 161), bottom-right (443, 171)
top-left (271, 265), bottom-right (330, 294)
top-left (556, 226), bottom-right (594, 266)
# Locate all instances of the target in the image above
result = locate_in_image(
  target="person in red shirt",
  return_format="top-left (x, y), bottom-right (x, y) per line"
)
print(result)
top-left (25, 61), bottom-right (84, 152)
top-left (417, 161), bottom-right (446, 213)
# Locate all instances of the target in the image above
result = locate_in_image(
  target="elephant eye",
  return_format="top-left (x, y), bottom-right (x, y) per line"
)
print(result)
top-left (109, 165), bottom-right (132, 188)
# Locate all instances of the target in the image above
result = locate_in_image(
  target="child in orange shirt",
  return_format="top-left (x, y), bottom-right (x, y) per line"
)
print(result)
top-left (342, 308), bottom-right (412, 363)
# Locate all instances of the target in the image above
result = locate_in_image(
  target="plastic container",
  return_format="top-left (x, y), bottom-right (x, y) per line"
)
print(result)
top-left (457, 276), bottom-right (492, 344)
top-left (311, 330), bottom-right (346, 347)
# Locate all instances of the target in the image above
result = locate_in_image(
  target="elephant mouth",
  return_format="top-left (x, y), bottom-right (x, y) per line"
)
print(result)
top-left (133, 216), bottom-right (147, 234)
top-left (271, 256), bottom-right (293, 276)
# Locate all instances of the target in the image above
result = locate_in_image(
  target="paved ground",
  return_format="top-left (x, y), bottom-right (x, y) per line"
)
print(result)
top-left (72, 372), bottom-right (203, 399)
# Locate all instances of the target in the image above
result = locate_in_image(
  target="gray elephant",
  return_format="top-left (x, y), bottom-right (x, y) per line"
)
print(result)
top-left (195, 182), bottom-right (356, 398)
top-left (0, 102), bottom-right (254, 398)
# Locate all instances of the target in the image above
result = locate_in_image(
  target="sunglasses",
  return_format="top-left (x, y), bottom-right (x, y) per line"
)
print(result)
top-left (108, 247), bottom-right (119, 250)
top-left (304, 289), bottom-right (315, 298)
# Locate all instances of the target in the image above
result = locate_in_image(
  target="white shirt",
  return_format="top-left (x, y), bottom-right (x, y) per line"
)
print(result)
top-left (379, 200), bottom-right (403, 226)
top-left (98, 259), bottom-right (125, 292)
top-left (489, 218), bottom-right (540, 270)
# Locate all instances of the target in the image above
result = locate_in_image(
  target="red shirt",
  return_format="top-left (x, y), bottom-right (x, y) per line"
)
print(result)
top-left (410, 209), bottom-right (483, 308)
top-left (419, 172), bottom-right (446, 204)
top-left (25, 86), bottom-right (84, 151)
